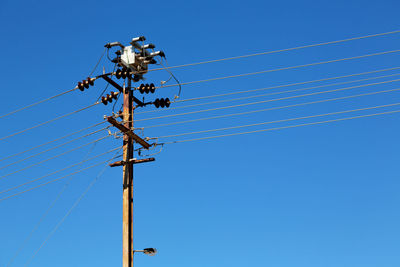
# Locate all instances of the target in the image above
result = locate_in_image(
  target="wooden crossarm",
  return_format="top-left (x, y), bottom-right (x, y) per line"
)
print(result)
top-left (101, 75), bottom-right (144, 106)
top-left (109, 158), bottom-right (155, 167)
top-left (107, 116), bottom-right (150, 149)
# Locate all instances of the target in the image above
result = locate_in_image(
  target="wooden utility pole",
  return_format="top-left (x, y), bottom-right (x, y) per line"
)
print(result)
top-left (122, 78), bottom-right (134, 267)
top-left (105, 77), bottom-right (152, 267)
top-left (102, 36), bottom-right (164, 266)
top-left (106, 78), bottom-right (152, 267)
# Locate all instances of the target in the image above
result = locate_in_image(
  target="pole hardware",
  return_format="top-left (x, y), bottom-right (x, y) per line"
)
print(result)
top-left (104, 41), bottom-right (125, 49)
top-left (106, 116), bottom-right (151, 149)
top-left (153, 98), bottom-right (171, 108)
top-left (101, 91), bottom-right (119, 105)
top-left (133, 248), bottom-right (157, 256)
top-left (100, 74), bottom-right (146, 107)
top-left (137, 83), bottom-right (155, 94)
top-left (77, 77), bottom-right (95, 91)
top-left (115, 68), bottom-right (131, 79)
top-left (109, 157), bottom-right (155, 167)
top-left (105, 36), bottom-right (165, 80)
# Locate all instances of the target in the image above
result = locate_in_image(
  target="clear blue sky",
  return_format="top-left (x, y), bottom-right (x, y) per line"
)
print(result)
top-left (1, 0), bottom-right (400, 266)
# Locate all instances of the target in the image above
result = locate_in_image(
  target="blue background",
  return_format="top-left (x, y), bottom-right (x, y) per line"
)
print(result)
top-left (0, 0), bottom-right (400, 266)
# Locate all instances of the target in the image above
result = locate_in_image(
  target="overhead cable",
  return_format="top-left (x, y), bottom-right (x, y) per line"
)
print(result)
top-left (0, 135), bottom-right (110, 181)
top-left (155, 102), bottom-right (400, 139)
top-left (24, 149), bottom-right (121, 267)
top-left (156, 49), bottom-right (400, 89)
top-left (0, 121), bottom-right (107, 163)
top-left (0, 157), bottom-right (114, 203)
top-left (0, 102), bottom-right (100, 142)
top-left (0, 89), bottom-right (79, 120)
top-left (149, 30), bottom-right (400, 72)
top-left (88, 47), bottom-right (107, 77)
top-left (0, 147), bottom-right (121, 196)
top-left (5, 141), bottom-right (110, 267)
top-left (136, 78), bottom-right (400, 122)
top-left (1, 30), bottom-right (398, 121)
top-left (140, 66), bottom-right (400, 107)
top-left (0, 49), bottom-right (107, 120)
top-left (140, 87), bottom-right (400, 129)
top-left (6, 181), bottom-right (68, 267)
top-left (138, 72), bottom-right (400, 114)
top-left (163, 109), bottom-right (400, 144)
top-left (0, 127), bottom-right (108, 171)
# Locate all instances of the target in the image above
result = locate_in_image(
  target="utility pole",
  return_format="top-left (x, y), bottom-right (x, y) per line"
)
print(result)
top-left (79, 36), bottom-right (167, 266)
top-left (122, 77), bottom-right (134, 267)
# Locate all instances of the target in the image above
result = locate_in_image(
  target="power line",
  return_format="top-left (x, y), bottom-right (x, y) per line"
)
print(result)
top-left (138, 72), bottom-right (400, 114)
top-left (5, 140), bottom-right (104, 267)
top-left (140, 66), bottom-right (400, 107)
top-left (6, 181), bottom-right (67, 267)
top-left (140, 87), bottom-right (400, 129)
top-left (136, 78), bottom-right (400, 122)
top-left (0, 147), bottom-right (121, 196)
top-left (24, 149), bottom-right (121, 267)
top-left (0, 88), bottom-right (78, 120)
top-left (0, 157), bottom-right (116, 203)
top-left (155, 49), bottom-right (400, 90)
top-left (0, 135), bottom-right (110, 181)
top-left (154, 102), bottom-right (400, 139)
top-left (0, 127), bottom-right (108, 171)
top-left (1, 30), bottom-right (398, 121)
top-left (0, 121), bottom-right (107, 164)
top-left (163, 109), bottom-right (400, 144)
top-left (88, 48), bottom-right (107, 77)
top-left (0, 102), bottom-right (101, 142)
top-left (0, 49), bottom-right (107, 120)
top-left (149, 29), bottom-right (400, 72)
